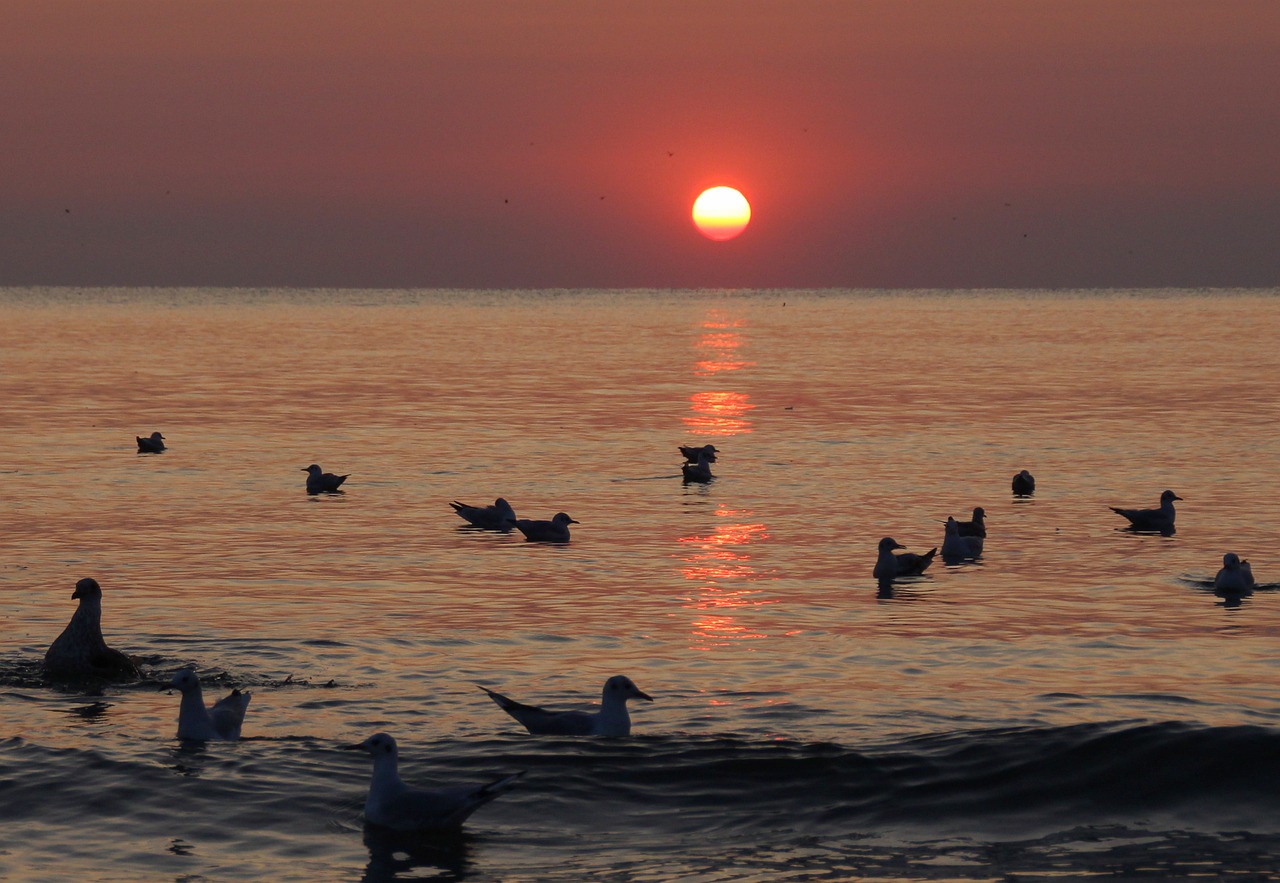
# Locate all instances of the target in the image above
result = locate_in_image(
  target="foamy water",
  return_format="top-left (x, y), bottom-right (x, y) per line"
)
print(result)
top-left (2, 287), bottom-right (1279, 880)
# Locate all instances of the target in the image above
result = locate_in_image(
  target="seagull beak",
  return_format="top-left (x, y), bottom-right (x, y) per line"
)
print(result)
top-left (341, 743), bottom-right (365, 751)
top-left (637, 690), bottom-right (654, 701)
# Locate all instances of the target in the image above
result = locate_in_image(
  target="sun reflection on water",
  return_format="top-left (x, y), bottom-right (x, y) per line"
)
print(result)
top-left (677, 511), bottom-right (774, 649)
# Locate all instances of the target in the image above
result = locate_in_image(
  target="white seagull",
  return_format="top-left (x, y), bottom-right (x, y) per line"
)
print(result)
top-left (167, 668), bottom-right (252, 741)
top-left (941, 517), bottom-right (984, 561)
top-left (513, 512), bottom-right (578, 543)
top-left (345, 732), bottom-right (523, 831)
top-left (1110, 489), bottom-right (1181, 533)
top-left (1214, 552), bottom-right (1257, 595)
top-left (303, 464), bottom-right (349, 494)
top-left (43, 577), bottom-right (140, 681)
top-left (450, 498), bottom-right (517, 530)
top-left (480, 675), bottom-right (653, 736)
top-left (873, 537), bottom-right (937, 580)
top-left (136, 431), bottom-right (166, 453)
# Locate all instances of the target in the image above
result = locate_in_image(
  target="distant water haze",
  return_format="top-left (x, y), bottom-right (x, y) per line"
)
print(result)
top-left (2, 287), bottom-right (1279, 880)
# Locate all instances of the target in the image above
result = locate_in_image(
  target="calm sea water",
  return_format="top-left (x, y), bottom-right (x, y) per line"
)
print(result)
top-left (2, 287), bottom-right (1279, 881)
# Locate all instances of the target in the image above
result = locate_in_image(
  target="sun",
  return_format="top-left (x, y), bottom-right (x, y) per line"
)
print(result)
top-left (692, 186), bottom-right (751, 241)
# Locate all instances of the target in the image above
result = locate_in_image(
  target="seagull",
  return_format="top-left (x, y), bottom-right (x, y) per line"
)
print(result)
top-left (344, 733), bottom-right (523, 831)
top-left (679, 444), bottom-right (719, 464)
top-left (512, 512), bottom-right (578, 543)
top-left (954, 507), bottom-right (987, 538)
top-left (167, 668), bottom-right (252, 741)
top-left (681, 448), bottom-right (715, 483)
top-left (1110, 489), bottom-right (1181, 533)
top-left (1011, 470), bottom-right (1035, 495)
top-left (136, 431), bottom-right (166, 453)
top-left (450, 498), bottom-right (517, 531)
top-left (480, 675), bottom-right (653, 736)
top-left (303, 464), bottom-right (349, 494)
top-left (1214, 552), bottom-right (1257, 595)
top-left (941, 517), bottom-right (984, 561)
top-left (873, 537), bottom-right (937, 580)
top-left (43, 578), bottom-right (140, 680)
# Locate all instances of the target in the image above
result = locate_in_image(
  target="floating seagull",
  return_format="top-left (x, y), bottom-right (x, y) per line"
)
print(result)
top-left (873, 537), bottom-right (937, 580)
top-left (681, 448), bottom-right (715, 483)
top-left (43, 578), bottom-right (140, 680)
top-left (450, 498), bottom-right (517, 531)
top-left (512, 512), bottom-right (578, 543)
top-left (1213, 552), bottom-right (1257, 595)
top-left (303, 464), bottom-right (349, 494)
top-left (1110, 489), bottom-right (1181, 533)
top-left (480, 675), bottom-right (653, 736)
top-left (345, 733), bottom-right (523, 831)
top-left (941, 517), bottom-right (984, 561)
top-left (1011, 470), bottom-right (1035, 495)
top-left (167, 668), bottom-right (251, 741)
top-left (954, 507), bottom-right (987, 538)
top-left (679, 444), bottom-right (719, 464)
top-left (136, 431), bottom-right (166, 453)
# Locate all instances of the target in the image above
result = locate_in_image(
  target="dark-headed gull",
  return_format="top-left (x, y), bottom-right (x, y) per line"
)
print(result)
top-left (941, 517), bottom-right (984, 562)
top-left (679, 444), bottom-right (719, 464)
top-left (681, 449), bottom-right (715, 483)
top-left (167, 668), bottom-right (251, 741)
top-left (1011, 470), bottom-right (1035, 495)
top-left (1214, 552), bottom-right (1257, 595)
top-left (873, 537), bottom-right (937, 580)
top-left (954, 507), bottom-right (987, 538)
top-left (480, 675), bottom-right (653, 736)
top-left (344, 733), bottom-right (523, 831)
top-left (43, 578), bottom-right (140, 680)
top-left (303, 464), bottom-right (349, 494)
top-left (450, 498), bottom-right (516, 531)
top-left (1110, 489), bottom-right (1181, 533)
top-left (513, 512), bottom-right (578, 543)
top-left (136, 431), bottom-right (166, 453)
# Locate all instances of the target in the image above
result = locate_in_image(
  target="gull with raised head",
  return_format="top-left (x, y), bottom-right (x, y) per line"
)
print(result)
top-left (345, 732), bottom-right (522, 831)
top-left (450, 497), bottom-right (517, 531)
top-left (480, 675), bottom-right (653, 736)
top-left (167, 668), bottom-right (252, 741)
top-left (303, 464), bottom-right (349, 494)
top-left (873, 537), bottom-right (937, 580)
top-left (136, 431), bottom-right (166, 453)
top-left (1110, 489), bottom-right (1181, 533)
top-left (513, 512), bottom-right (578, 543)
top-left (681, 448), bottom-right (715, 483)
top-left (954, 507), bottom-right (987, 538)
top-left (43, 578), bottom-right (140, 680)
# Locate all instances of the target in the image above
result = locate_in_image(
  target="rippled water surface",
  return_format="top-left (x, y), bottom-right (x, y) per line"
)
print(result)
top-left (3, 287), bottom-right (1280, 881)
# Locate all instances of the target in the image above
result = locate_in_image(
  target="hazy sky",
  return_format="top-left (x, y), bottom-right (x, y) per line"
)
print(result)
top-left (3, 1), bottom-right (1278, 288)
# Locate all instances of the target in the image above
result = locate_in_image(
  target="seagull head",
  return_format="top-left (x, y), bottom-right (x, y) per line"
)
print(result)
top-left (605, 675), bottom-right (653, 702)
top-left (345, 732), bottom-right (398, 759)
top-left (878, 537), bottom-right (904, 553)
top-left (72, 577), bottom-right (102, 600)
top-left (552, 513), bottom-right (579, 526)
top-left (1223, 552), bottom-right (1241, 570)
top-left (303, 464), bottom-right (322, 474)
top-left (167, 668), bottom-right (200, 693)
top-left (1161, 490), bottom-right (1183, 503)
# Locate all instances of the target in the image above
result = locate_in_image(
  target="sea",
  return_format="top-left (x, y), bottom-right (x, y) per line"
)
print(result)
top-left (2, 286), bottom-right (1279, 882)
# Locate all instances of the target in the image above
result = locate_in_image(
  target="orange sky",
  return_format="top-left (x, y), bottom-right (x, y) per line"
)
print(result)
top-left (3, 1), bottom-right (1278, 287)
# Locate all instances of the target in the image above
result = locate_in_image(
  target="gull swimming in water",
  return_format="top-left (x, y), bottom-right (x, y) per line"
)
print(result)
top-left (679, 444), bottom-right (719, 464)
top-left (345, 732), bottom-right (523, 831)
top-left (136, 432), bottom-right (166, 453)
top-left (1011, 470), bottom-right (1035, 495)
top-left (1213, 552), bottom-right (1257, 595)
top-left (480, 675), bottom-right (653, 736)
top-left (167, 668), bottom-right (252, 741)
top-left (303, 464), bottom-right (349, 494)
top-left (681, 448), bottom-right (715, 483)
top-left (1110, 489), bottom-right (1181, 533)
top-left (954, 507), bottom-right (987, 538)
top-left (873, 537), bottom-right (937, 580)
top-left (941, 517), bottom-right (984, 562)
top-left (450, 498), bottom-right (517, 531)
top-left (513, 512), bottom-right (578, 543)
top-left (43, 578), bottom-right (140, 680)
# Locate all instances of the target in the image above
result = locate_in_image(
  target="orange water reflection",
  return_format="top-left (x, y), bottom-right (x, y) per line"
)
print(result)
top-left (684, 308), bottom-right (756, 436)
top-left (677, 510), bottom-right (775, 649)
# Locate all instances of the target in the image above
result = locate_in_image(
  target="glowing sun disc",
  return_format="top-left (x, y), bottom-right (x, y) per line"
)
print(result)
top-left (692, 186), bottom-right (751, 241)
